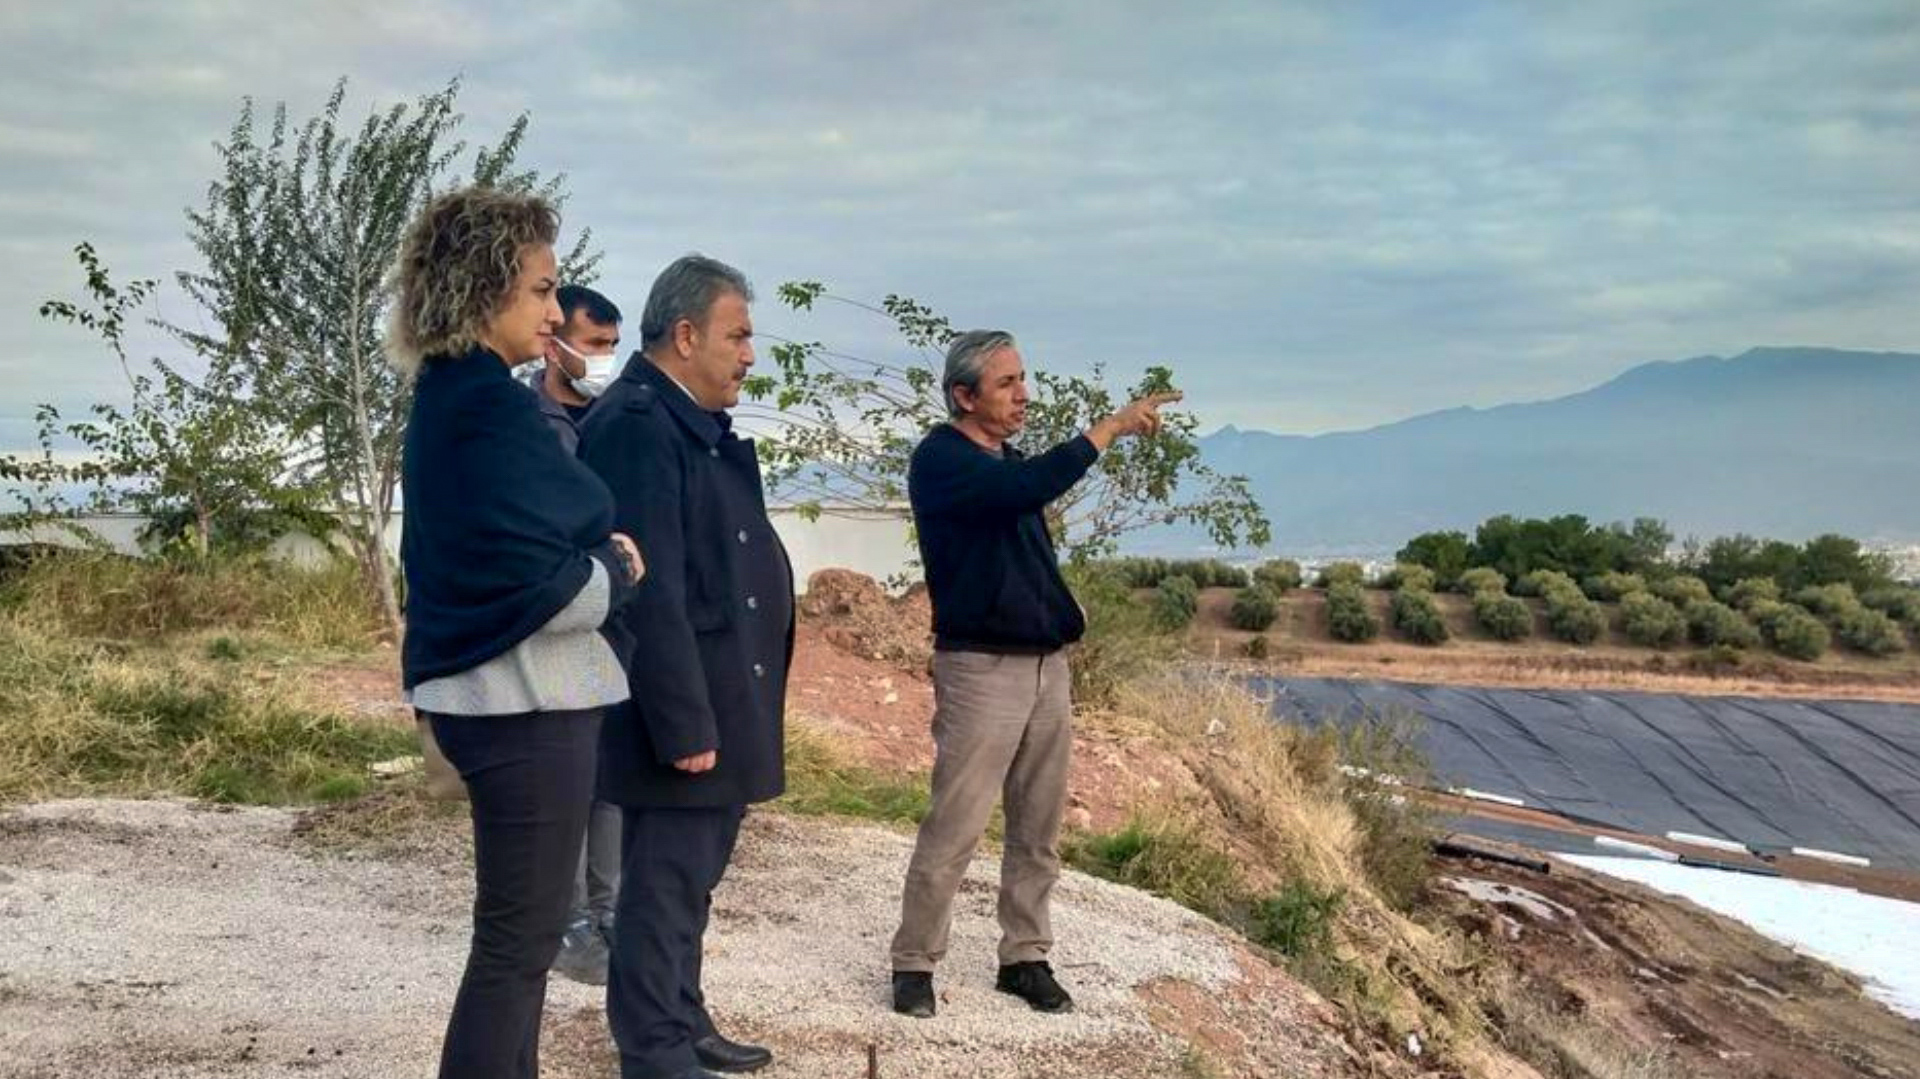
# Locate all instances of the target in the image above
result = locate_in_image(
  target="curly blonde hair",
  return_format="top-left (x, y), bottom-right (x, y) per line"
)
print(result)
top-left (386, 187), bottom-right (561, 375)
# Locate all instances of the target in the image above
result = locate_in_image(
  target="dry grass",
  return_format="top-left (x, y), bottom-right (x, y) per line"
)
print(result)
top-left (776, 721), bottom-right (933, 827)
top-left (1488, 975), bottom-right (1684, 1079)
top-left (1103, 673), bottom-right (1490, 1068)
top-left (0, 550), bottom-right (383, 650)
top-left (0, 553), bottom-right (411, 806)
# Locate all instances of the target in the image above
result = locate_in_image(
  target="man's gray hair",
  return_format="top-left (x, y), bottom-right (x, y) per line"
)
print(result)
top-left (942, 330), bottom-right (1017, 418)
top-left (640, 254), bottom-right (754, 350)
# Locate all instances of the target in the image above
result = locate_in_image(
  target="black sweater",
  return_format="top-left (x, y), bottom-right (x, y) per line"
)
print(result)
top-left (907, 424), bottom-right (1097, 653)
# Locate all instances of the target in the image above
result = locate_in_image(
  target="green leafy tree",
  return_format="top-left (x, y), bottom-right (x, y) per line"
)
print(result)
top-left (1583, 571), bottom-right (1646, 602)
top-left (745, 285), bottom-right (1267, 562)
top-left (1834, 604), bottom-right (1904, 657)
top-left (1152, 574), bottom-right (1201, 630)
top-left (1229, 585), bottom-right (1280, 632)
top-left (1380, 563), bottom-right (1437, 593)
top-left (161, 79), bottom-right (597, 635)
top-left (1325, 583), bottom-right (1380, 643)
top-left (1751, 601), bottom-right (1830, 661)
top-left (1797, 533), bottom-right (1895, 594)
top-left (1544, 588), bottom-right (1605, 645)
top-left (1652, 575), bottom-right (1712, 607)
top-left (1471, 591), bottom-right (1532, 641)
top-left (8, 244), bottom-right (318, 559)
top-left (1793, 583), bottom-right (1861, 618)
top-left (1455, 567), bottom-right (1508, 596)
top-left (1315, 561), bottom-right (1367, 589)
top-left (1395, 530), bottom-right (1470, 590)
top-left (1689, 534), bottom-right (1803, 595)
top-left (1252, 558), bottom-right (1302, 593)
top-left (1389, 588), bottom-right (1449, 645)
top-left (1724, 577), bottom-right (1782, 611)
top-left (1471, 514), bottom-right (1670, 583)
top-left (1685, 600), bottom-right (1761, 649)
top-left (1620, 592), bottom-right (1685, 649)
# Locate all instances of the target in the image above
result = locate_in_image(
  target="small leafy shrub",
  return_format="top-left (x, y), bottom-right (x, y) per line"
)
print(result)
top-left (1835, 604), bottom-right (1906, 656)
top-left (1652, 575), bottom-right (1713, 607)
top-left (1544, 588), bottom-right (1605, 645)
top-left (1229, 586), bottom-right (1281, 632)
top-left (1389, 588), bottom-right (1449, 645)
top-left (1250, 880), bottom-right (1345, 959)
top-left (1725, 577), bottom-right (1782, 611)
top-left (1380, 563), bottom-right (1436, 593)
top-left (1861, 587), bottom-right (1920, 623)
top-left (1793, 583), bottom-right (1861, 618)
top-left (1471, 591), bottom-right (1532, 641)
top-left (1326, 583), bottom-right (1379, 643)
top-left (1756, 603), bottom-right (1830, 661)
top-left (1315, 561), bottom-right (1366, 590)
top-left (1686, 599), bottom-right (1761, 649)
top-left (1243, 635), bottom-right (1270, 660)
top-left (1152, 575), bottom-right (1201, 631)
top-left (1620, 591), bottom-right (1686, 649)
top-left (1515, 569), bottom-right (1578, 598)
top-left (1455, 567), bottom-right (1507, 596)
top-left (1252, 559), bottom-right (1303, 594)
top-left (1583, 572), bottom-right (1646, 602)
top-left (1168, 559), bottom-right (1249, 589)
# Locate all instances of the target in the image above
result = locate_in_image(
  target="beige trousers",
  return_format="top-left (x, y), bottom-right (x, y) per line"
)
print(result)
top-left (890, 649), bottom-right (1073, 972)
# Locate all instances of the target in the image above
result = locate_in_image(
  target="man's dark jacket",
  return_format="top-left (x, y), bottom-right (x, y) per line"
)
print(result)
top-left (579, 355), bottom-right (793, 808)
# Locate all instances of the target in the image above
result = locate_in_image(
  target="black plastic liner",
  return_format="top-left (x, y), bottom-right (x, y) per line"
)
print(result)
top-left (1255, 677), bottom-right (1920, 870)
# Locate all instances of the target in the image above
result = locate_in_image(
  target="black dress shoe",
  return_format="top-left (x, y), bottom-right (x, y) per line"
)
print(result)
top-left (892, 970), bottom-right (936, 1017)
top-left (693, 1034), bottom-right (773, 1074)
top-left (996, 961), bottom-right (1074, 1013)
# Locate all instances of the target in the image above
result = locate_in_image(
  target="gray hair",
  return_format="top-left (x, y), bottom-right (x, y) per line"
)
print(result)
top-left (942, 330), bottom-right (1017, 418)
top-left (640, 254), bottom-right (754, 351)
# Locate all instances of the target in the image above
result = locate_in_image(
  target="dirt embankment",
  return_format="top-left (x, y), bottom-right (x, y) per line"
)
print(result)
top-left (1433, 851), bottom-right (1920, 1079)
top-left (797, 569), bottom-right (1920, 1079)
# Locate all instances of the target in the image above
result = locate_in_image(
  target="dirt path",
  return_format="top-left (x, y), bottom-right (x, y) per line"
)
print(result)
top-left (0, 798), bottom-right (1354, 1079)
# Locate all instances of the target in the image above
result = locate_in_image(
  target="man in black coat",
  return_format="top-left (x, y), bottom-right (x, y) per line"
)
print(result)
top-left (578, 255), bottom-right (791, 1079)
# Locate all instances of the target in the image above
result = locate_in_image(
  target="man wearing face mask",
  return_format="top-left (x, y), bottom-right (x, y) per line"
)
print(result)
top-left (580, 255), bottom-right (792, 1079)
top-left (530, 284), bottom-right (625, 454)
top-left (527, 283), bottom-right (628, 987)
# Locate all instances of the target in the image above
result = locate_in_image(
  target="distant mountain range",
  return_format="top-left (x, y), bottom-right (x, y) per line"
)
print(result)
top-left (1140, 347), bottom-right (1920, 556)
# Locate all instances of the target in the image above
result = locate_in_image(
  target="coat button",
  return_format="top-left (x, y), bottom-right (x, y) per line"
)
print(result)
top-left (709, 447), bottom-right (720, 458)
top-left (753, 663), bottom-right (765, 678)
top-left (736, 529), bottom-right (749, 544)
top-left (746, 595), bottom-right (758, 610)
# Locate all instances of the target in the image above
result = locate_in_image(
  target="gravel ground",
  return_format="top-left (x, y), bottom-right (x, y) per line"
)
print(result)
top-left (0, 798), bottom-right (1345, 1079)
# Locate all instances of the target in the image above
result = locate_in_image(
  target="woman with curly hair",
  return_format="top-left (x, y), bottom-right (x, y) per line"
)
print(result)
top-left (390, 186), bottom-right (644, 1079)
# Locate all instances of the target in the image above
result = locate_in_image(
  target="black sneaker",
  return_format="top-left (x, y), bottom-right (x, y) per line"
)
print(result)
top-left (551, 919), bottom-right (609, 986)
top-left (995, 961), bottom-right (1073, 1013)
top-left (891, 971), bottom-right (936, 1018)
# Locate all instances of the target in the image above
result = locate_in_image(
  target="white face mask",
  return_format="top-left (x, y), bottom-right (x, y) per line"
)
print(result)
top-left (554, 339), bottom-right (621, 398)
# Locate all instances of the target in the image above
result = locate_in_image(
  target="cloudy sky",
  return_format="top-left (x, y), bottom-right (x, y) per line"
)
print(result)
top-left (2, 0), bottom-right (1916, 455)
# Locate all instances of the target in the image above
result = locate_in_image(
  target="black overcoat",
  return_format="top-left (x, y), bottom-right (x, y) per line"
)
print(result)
top-left (579, 356), bottom-right (793, 808)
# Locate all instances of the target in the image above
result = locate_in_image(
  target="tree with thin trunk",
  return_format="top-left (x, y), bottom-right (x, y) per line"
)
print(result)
top-left (743, 284), bottom-right (1269, 563)
top-left (164, 79), bottom-right (598, 637)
